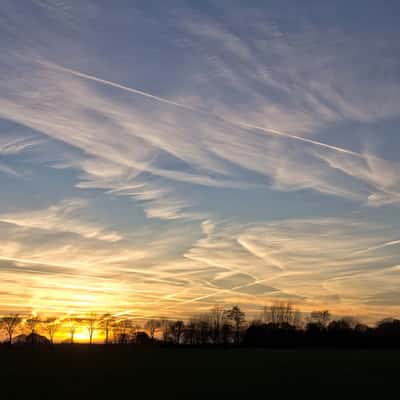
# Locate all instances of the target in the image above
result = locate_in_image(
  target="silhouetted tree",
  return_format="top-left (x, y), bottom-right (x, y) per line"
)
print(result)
top-left (114, 319), bottom-right (135, 344)
top-left (310, 310), bottom-right (331, 327)
top-left (145, 319), bottom-right (161, 340)
top-left (306, 321), bottom-right (325, 335)
top-left (354, 323), bottom-right (369, 334)
top-left (183, 315), bottom-right (212, 345)
top-left (226, 306), bottom-right (245, 344)
top-left (210, 307), bottom-right (226, 344)
top-left (0, 314), bottom-right (22, 344)
top-left (25, 314), bottom-right (41, 345)
top-left (376, 318), bottom-right (400, 336)
top-left (267, 302), bottom-right (300, 327)
top-left (99, 313), bottom-right (114, 344)
top-left (134, 331), bottom-right (151, 344)
top-left (43, 317), bottom-right (59, 344)
top-left (183, 320), bottom-right (196, 344)
top-left (85, 313), bottom-right (97, 344)
top-left (65, 318), bottom-right (77, 344)
top-left (305, 310), bottom-right (331, 343)
top-left (169, 320), bottom-right (184, 344)
top-left (243, 322), bottom-right (266, 346)
top-left (245, 319), bottom-right (302, 347)
top-left (199, 314), bottom-right (213, 344)
top-left (5, 305), bottom-right (400, 350)
top-left (327, 318), bottom-right (353, 335)
top-left (160, 319), bottom-right (170, 342)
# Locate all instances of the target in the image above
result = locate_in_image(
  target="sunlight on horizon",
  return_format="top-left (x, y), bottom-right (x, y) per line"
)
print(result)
top-left (0, 1), bottom-right (400, 324)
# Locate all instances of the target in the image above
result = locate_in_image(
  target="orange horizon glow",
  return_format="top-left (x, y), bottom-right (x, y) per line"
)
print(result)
top-left (1, 2), bottom-right (400, 328)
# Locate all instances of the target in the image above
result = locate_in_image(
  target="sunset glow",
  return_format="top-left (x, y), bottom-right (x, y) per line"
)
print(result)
top-left (1, 0), bottom-right (400, 327)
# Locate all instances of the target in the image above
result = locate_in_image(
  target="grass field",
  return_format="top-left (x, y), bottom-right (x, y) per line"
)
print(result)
top-left (1, 345), bottom-right (398, 396)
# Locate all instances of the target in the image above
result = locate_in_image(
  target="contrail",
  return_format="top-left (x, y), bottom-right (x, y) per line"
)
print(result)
top-left (232, 121), bottom-right (361, 157)
top-left (352, 239), bottom-right (400, 256)
top-left (43, 61), bottom-right (361, 158)
top-left (164, 277), bottom-right (278, 308)
top-left (41, 61), bottom-right (198, 112)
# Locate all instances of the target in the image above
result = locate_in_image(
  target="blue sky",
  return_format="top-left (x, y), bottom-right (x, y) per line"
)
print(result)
top-left (0, 0), bottom-right (400, 322)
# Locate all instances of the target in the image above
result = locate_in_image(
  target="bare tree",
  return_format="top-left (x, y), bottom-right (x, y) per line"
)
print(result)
top-left (310, 310), bottom-right (331, 327)
top-left (114, 319), bottom-right (134, 344)
top-left (145, 319), bottom-right (160, 340)
top-left (182, 314), bottom-right (212, 345)
top-left (43, 317), bottom-right (59, 344)
top-left (160, 318), bottom-right (170, 342)
top-left (85, 313), bottom-right (97, 344)
top-left (25, 314), bottom-right (41, 345)
top-left (183, 320), bottom-right (196, 344)
top-left (267, 302), bottom-right (300, 326)
top-left (99, 313), bottom-right (114, 344)
top-left (65, 318), bottom-right (77, 344)
top-left (0, 314), bottom-right (22, 344)
top-left (169, 320), bottom-right (184, 344)
top-left (225, 306), bottom-right (245, 344)
top-left (210, 307), bottom-right (226, 344)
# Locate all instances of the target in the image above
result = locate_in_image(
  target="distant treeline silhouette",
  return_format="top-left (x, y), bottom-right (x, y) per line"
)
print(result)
top-left (1, 303), bottom-right (400, 348)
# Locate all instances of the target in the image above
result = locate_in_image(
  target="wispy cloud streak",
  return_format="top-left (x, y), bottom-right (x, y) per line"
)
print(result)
top-left (42, 61), bottom-right (361, 158)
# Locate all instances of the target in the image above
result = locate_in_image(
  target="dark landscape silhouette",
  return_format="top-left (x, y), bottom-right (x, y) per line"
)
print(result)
top-left (2, 303), bottom-right (400, 348)
top-left (1, 303), bottom-right (400, 396)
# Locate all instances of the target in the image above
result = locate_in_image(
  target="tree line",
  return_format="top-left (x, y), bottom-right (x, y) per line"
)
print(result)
top-left (1, 303), bottom-right (400, 348)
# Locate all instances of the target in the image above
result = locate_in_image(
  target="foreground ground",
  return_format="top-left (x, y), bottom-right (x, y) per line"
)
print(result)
top-left (0, 345), bottom-right (398, 396)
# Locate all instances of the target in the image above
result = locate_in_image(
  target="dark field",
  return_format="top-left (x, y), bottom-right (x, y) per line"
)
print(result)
top-left (0, 346), bottom-right (399, 396)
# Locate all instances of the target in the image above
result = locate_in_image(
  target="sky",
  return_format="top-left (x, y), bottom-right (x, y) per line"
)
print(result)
top-left (0, 0), bottom-right (400, 323)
